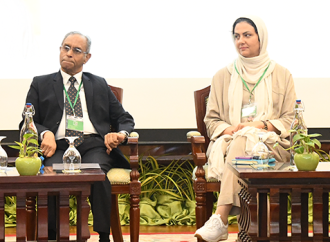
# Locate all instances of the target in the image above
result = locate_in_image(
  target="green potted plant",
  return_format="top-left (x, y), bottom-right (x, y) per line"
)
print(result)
top-left (9, 133), bottom-right (43, 175)
top-left (276, 129), bottom-right (330, 171)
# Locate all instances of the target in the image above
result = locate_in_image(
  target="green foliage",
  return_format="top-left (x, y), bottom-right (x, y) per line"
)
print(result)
top-left (138, 155), bottom-right (195, 201)
top-left (9, 133), bottom-right (42, 158)
top-left (118, 154), bottom-right (197, 226)
top-left (291, 130), bottom-right (322, 154)
top-left (274, 129), bottom-right (330, 161)
top-left (5, 196), bottom-right (17, 227)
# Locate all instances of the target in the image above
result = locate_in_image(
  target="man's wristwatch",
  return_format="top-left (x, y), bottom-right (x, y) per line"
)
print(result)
top-left (261, 120), bottom-right (268, 130)
top-left (118, 130), bottom-right (129, 142)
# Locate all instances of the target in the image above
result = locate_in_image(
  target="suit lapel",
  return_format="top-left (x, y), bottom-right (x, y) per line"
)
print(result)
top-left (53, 71), bottom-right (64, 110)
top-left (82, 73), bottom-right (93, 113)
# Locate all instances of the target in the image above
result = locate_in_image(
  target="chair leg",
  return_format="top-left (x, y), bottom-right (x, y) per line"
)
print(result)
top-left (130, 193), bottom-right (140, 242)
top-left (110, 194), bottom-right (123, 242)
top-left (195, 187), bottom-right (207, 242)
top-left (206, 192), bottom-right (214, 219)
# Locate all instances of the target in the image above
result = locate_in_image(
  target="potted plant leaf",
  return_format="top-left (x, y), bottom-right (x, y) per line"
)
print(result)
top-left (275, 129), bottom-right (330, 171)
top-left (9, 133), bottom-right (43, 175)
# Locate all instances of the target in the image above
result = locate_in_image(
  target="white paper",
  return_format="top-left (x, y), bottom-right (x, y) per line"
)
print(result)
top-left (52, 163), bottom-right (100, 170)
top-left (315, 162), bottom-right (330, 171)
top-left (0, 167), bottom-right (20, 176)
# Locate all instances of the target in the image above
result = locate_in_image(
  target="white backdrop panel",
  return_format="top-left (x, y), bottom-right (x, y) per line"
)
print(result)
top-left (0, 0), bottom-right (329, 129)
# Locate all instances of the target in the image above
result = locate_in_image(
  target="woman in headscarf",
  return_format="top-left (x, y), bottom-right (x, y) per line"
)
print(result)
top-left (194, 16), bottom-right (296, 241)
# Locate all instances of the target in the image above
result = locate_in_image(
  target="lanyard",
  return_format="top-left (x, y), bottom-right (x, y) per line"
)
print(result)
top-left (63, 79), bottom-right (83, 116)
top-left (234, 61), bottom-right (271, 104)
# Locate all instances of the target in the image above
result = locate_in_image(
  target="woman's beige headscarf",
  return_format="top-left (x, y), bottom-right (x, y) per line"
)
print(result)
top-left (227, 15), bottom-right (276, 126)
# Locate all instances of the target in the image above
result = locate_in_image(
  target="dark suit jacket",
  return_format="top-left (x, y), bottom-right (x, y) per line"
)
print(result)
top-left (20, 71), bottom-right (135, 168)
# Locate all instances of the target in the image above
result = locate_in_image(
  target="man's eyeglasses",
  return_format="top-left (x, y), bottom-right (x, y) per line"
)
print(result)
top-left (60, 45), bottom-right (88, 55)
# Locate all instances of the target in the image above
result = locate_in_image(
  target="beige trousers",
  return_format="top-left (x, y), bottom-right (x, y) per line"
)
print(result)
top-left (217, 136), bottom-right (247, 215)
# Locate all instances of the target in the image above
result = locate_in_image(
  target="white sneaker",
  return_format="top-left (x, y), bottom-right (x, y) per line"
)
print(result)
top-left (194, 214), bottom-right (228, 242)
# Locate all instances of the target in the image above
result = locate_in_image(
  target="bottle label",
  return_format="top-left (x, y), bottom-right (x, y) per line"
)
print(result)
top-left (66, 115), bottom-right (84, 132)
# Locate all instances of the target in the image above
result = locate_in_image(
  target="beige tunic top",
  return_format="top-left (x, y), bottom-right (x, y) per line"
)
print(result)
top-left (204, 63), bottom-right (297, 162)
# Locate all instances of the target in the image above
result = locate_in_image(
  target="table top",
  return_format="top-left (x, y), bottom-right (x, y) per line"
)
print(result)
top-left (0, 166), bottom-right (105, 184)
top-left (229, 161), bottom-right (330, 179)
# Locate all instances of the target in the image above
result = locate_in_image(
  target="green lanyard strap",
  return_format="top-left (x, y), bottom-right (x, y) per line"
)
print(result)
top-left (234, 61), bottom-right (271, 103)
top-left (63, 79), bottom-right (83, 116)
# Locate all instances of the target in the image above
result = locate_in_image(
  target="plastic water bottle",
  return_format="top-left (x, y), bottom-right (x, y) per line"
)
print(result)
top-left (289, 100), bottom-right (307, 165)
top-left (20, 103), bottom-right (38, 156)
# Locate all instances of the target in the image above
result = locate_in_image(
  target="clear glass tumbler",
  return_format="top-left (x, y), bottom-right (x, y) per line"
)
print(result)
top-left (62, 137), bottom-right (81, 173)
top-left (0, 136), bottom-right (8, 173)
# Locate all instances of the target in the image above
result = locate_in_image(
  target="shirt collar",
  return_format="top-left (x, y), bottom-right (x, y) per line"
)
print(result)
top-left (60, 70), bottom-right (83, 85)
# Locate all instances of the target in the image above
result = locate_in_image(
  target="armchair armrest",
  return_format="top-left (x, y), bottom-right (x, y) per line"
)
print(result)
top-left (127, 132), bottom-right (140, 189)
top-left (186, 131), bottom-right (207, 166)
top-left (129, 131), bottom-right (139, 138)
top-left (186, 131), bottom-right (201, 139)
top-left (186, 131), bottom-right (208, 183)
top-left (108, 132), bottom-right (139, 185)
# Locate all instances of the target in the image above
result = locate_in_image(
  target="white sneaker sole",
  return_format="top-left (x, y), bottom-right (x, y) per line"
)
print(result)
top-left (194, 233), bottom-right (228, 242)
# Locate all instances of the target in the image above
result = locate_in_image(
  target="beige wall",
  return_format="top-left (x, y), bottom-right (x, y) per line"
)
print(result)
top-left (1, 78), bottom-right (329, 130)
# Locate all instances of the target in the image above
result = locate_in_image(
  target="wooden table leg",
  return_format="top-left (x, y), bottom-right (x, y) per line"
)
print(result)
top-left (291, 188), bottom-right (302, 242)
top-left (323, 192), bottom-right (329, 238)
top-left (279, 192), bottom-right (288, 238)
top-left (269, 188), bottom-right (280, 241)
top-left (77, 189), bottom-right (91, 242)
top-left (37, 192), bottom-right (48, 242)
top-left (59, 191), bottom-right (70, 242)
top-left (237, 181), bottom-right (252, 242)
top-left (0, 192), bottom-right (4, 242)
top-left (258, 191), bottom-right (268, 239)
top-left (26, 195), bottom-right (37, 241)
top-left (313, 188), bottom-right (323, 241)
top-left (16, 192), bottom-right (27, 242)
top-left (301, 192), bottom-right (309, 238)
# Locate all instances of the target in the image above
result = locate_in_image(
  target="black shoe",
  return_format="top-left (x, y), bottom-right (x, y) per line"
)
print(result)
top-left (98, 232), bottom-right (110, 242)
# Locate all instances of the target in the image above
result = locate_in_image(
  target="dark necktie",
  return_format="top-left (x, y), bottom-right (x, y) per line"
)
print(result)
top-left (65, 77), bottom-right (84, 146)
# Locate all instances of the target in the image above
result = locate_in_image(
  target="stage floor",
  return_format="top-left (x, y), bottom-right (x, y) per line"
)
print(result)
top-left (7, 224), bottom-right (317, 241)
top-left (4, 224), bottom-right (239, 238)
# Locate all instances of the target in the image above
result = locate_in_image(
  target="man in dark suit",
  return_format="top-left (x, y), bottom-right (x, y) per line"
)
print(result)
top-left (21, 31), bottom-right (134, 242)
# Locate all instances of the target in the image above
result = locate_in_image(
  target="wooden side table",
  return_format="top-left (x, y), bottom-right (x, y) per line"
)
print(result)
top-left (0, 166), bottom-right (105, 242)
top-left (229, 162), bottom-right (330, 242)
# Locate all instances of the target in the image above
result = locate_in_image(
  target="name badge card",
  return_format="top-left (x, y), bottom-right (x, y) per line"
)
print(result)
top-left (241, 103), bottom-right (257, 122)
top-left (66, 115), bottom-right (84, 132)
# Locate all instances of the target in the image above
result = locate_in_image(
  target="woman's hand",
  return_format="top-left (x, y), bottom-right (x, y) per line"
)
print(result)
top-left (221, 126), bottom-right (236, 135)
top-left (233, 121), bottom-right (264, 133)
top-left (221, 122), bottom-right (263, 136)
top-left (221, 121), bottom-right (279, 136)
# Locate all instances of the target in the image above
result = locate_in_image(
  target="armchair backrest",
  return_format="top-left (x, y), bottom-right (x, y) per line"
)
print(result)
top-left (194, 85), bottom-right (211, 151)
top-left (109, 85), bottom-right (123, 104)
top-left (109, 85), bottom-right (123, 132)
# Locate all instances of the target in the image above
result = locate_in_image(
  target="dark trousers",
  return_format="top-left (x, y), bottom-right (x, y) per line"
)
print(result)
top-left (44, 135), bottom-right (116, 233)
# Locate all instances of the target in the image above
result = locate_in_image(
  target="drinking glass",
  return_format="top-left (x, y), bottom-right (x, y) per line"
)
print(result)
top-left (0, 136), bottom-right (8, 173)
top-left (62, 137), bottom-right (81, 173)
top-left (251, 132), bottom-right (270, 165)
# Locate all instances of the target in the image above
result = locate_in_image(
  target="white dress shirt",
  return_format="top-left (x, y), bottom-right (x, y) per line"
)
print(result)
top-left (55, 70), bottom-right (98, 140)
